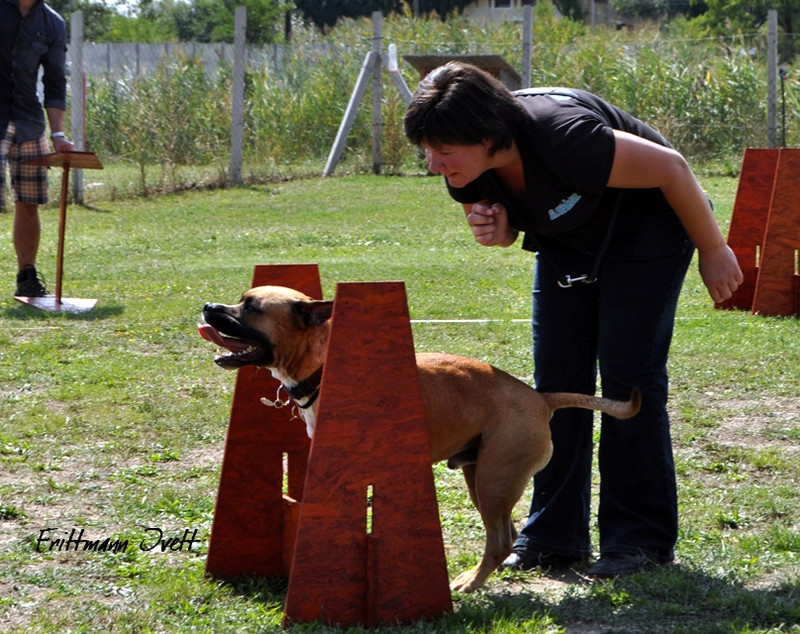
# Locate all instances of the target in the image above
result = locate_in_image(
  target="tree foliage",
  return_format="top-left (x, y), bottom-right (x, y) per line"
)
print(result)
top-left (687, 0), bottom-right (795, 35)
top-left (684, 0), bottom-right (796, 59)
top-left (292, 0), bottom-right (403, 32)
top-left (416, 0), bottom-right (474, 20)
top-left (46, 0), bottom-right (115, 41)
top-left (552, 0), bottom-right (585, 21)
top-left (51, 0), bottom-right (289, 44)
top-left (46, 0), bottom-right (800, 59)
top-left (611, 0), bottom-right (706, 21)
top-left (167, 0), bottom-right (289, 44)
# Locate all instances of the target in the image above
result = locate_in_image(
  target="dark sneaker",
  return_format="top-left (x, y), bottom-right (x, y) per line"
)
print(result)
top-left (587, 552), bottom-right (652, 579)
top-left (15, 267), bottom-right (50, 297)
top-left (500, 548), bottom-right (579, 572)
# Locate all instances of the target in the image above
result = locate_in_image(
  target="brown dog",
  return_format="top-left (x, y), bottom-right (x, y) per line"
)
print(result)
top-left (200, 285), bottom-right (640, 593)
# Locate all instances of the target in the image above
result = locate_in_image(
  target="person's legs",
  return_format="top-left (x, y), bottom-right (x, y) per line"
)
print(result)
top-left (0, 156), bottom-right (6, 212)
top-left (8, 128), bottom-right (50, 296)
top-left (13, 200), bottom-right (40, 270)
top-left (0, 125), bottom-right (9, 214)
top-left (589, 209), bottom-right (695, 576)
top-left (510, 206), bottom-right (695, 575)
top-left (509, 255), bottom-right (599, 564)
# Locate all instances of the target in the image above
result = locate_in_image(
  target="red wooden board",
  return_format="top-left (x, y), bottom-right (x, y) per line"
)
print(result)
top-left (716, 148), bottom-right (778, 311)
top-left (24, 151), bottom-right (103, 169)
top-left (716, 149), bottom-right (800, 317)
top-left (283, 281), bottom-right (452, 627)
top-left (751, 149), bottom-right (800, 316)
top-left (205, 264), bottom-right (320, 578)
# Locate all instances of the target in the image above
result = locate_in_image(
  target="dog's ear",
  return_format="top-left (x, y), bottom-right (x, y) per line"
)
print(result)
top-left (294, 299), bottom-right (333, 327)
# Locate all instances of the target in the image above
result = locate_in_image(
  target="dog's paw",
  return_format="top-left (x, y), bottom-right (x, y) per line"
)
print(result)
top-left (449, 567), bottom-right (486, 593)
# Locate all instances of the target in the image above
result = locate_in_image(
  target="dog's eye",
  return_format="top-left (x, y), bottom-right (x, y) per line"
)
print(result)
top-left (242, 298), bottom-right (257, 313)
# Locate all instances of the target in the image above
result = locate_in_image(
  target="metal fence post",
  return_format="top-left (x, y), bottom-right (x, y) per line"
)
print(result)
top-left (522, 3), bottom-right (533, 88)
top-left (70, 11), bottom-right (85, 204)
top-left (371, 11), bottom-right (382, 175)
top-left (230, 6), bottom-right (246, 185)
top-left (767, 9), bottom-right (778, 149)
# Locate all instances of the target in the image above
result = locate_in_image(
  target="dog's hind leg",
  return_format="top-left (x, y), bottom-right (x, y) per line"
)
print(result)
top-left (459, 462), bottom-right (518, 570)
top-left (450, 460), bottom-right (534, 592)
top-left (449, 486), bottom-right (518, 593)
top-left (460, 463), bottom-right (480, 509)
top-left (450, 412), bottom-right (552, 593)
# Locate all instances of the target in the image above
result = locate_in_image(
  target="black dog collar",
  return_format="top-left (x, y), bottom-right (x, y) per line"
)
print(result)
top-left (285, 366), bottom-right (323, 408)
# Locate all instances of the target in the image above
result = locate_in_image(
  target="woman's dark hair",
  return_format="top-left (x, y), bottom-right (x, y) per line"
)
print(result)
top-left (403, 61), bottom-right (528, 155)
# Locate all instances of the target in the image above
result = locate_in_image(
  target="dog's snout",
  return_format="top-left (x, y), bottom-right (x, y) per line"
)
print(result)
top-left (202, 302), bottom-right (229, 323)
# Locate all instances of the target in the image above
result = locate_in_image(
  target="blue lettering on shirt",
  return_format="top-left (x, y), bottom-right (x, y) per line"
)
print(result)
top-left (548, 193), bottom-right (582, 220)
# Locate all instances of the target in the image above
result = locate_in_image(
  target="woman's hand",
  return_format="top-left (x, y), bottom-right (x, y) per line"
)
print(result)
top-left (463, 201), bottom-right (518, 247)
top-left (697, 243), bottom-right (743, 303)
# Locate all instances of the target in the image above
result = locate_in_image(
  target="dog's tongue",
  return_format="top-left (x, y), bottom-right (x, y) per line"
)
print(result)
top-left (197, 323), bottom-right (225, 346)
top-left (197, 323), bottom-right (251, 353)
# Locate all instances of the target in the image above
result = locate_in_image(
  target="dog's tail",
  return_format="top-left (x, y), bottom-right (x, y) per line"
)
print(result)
top-left (541, 388), bottom-right (641, 420)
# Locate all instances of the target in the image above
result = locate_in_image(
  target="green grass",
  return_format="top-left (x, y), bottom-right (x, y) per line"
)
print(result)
top-left (1, 174), bottom-right (799, 633)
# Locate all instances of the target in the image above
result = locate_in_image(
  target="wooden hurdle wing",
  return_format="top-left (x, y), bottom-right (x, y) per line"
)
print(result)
top-left (282, 281), bottom-right (452, 627)
top-left (205, 264), bottom-right (320, 578)
top-left (716, 148), bottom-right (800, 317)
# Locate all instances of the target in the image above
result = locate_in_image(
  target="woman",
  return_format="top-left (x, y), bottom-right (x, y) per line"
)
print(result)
top-left (404, 62), bottom-right (742, 578)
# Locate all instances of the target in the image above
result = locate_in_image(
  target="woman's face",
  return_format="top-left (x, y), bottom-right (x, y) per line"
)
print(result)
top-left (421, 140), bottom-right (493, 189)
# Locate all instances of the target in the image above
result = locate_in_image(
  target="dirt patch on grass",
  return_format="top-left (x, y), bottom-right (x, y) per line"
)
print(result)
top-left (711, 396), bottom-right (800, 451)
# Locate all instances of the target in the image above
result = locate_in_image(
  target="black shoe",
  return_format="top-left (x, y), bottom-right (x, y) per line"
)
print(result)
top-left (15, 267), bottom-right (50, 297)
top-left (587, 552), bottom-right (652, 579)
top-left (500, 548), bottom-right (578, 572)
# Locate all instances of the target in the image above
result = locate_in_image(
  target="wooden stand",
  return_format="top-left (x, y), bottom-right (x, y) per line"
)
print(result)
top-left (283, 280), bottom-right (451, 627)
top-left (205, 266), bottom-right (452, 628)
top-left (205, 264), bottom-right (319, 578)
top-left (716, 148), bottom-right (800, 317)
top-left (16, 152), bottom-right (103, 313)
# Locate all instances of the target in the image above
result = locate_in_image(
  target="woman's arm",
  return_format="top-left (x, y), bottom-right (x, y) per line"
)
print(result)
top-left (608, 130), bottom-right (743, 302)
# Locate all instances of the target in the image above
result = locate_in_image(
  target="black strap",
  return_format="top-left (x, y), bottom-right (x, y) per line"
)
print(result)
top-left (531, 190), bottom-right (624, 288)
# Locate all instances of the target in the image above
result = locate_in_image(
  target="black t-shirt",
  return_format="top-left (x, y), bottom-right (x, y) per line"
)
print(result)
top-left (446, 88), bottom-right (673, 255)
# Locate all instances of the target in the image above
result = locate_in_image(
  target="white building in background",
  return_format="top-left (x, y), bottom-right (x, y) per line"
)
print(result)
top-left (462, 0), bottom-right (526, 23)
top-left (462, 0), bottom-right (623, 27)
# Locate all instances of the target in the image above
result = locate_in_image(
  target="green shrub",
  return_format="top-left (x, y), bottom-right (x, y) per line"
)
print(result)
top-left (86, 53), bottom-right (231, 193)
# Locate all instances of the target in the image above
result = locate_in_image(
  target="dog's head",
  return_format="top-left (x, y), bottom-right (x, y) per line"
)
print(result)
top-left (199, 285), bottom-right (333, 373)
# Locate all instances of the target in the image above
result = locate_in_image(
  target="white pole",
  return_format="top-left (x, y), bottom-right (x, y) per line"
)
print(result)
top-left (385, 44), bottom-right (413, 104)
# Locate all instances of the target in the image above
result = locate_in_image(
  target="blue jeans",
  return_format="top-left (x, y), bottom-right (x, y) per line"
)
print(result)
top-left (515, 207), bottom-right (695, 563)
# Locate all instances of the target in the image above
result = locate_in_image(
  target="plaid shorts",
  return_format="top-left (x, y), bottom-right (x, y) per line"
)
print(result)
top-left (1, 123), bottom-right (50, 205)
